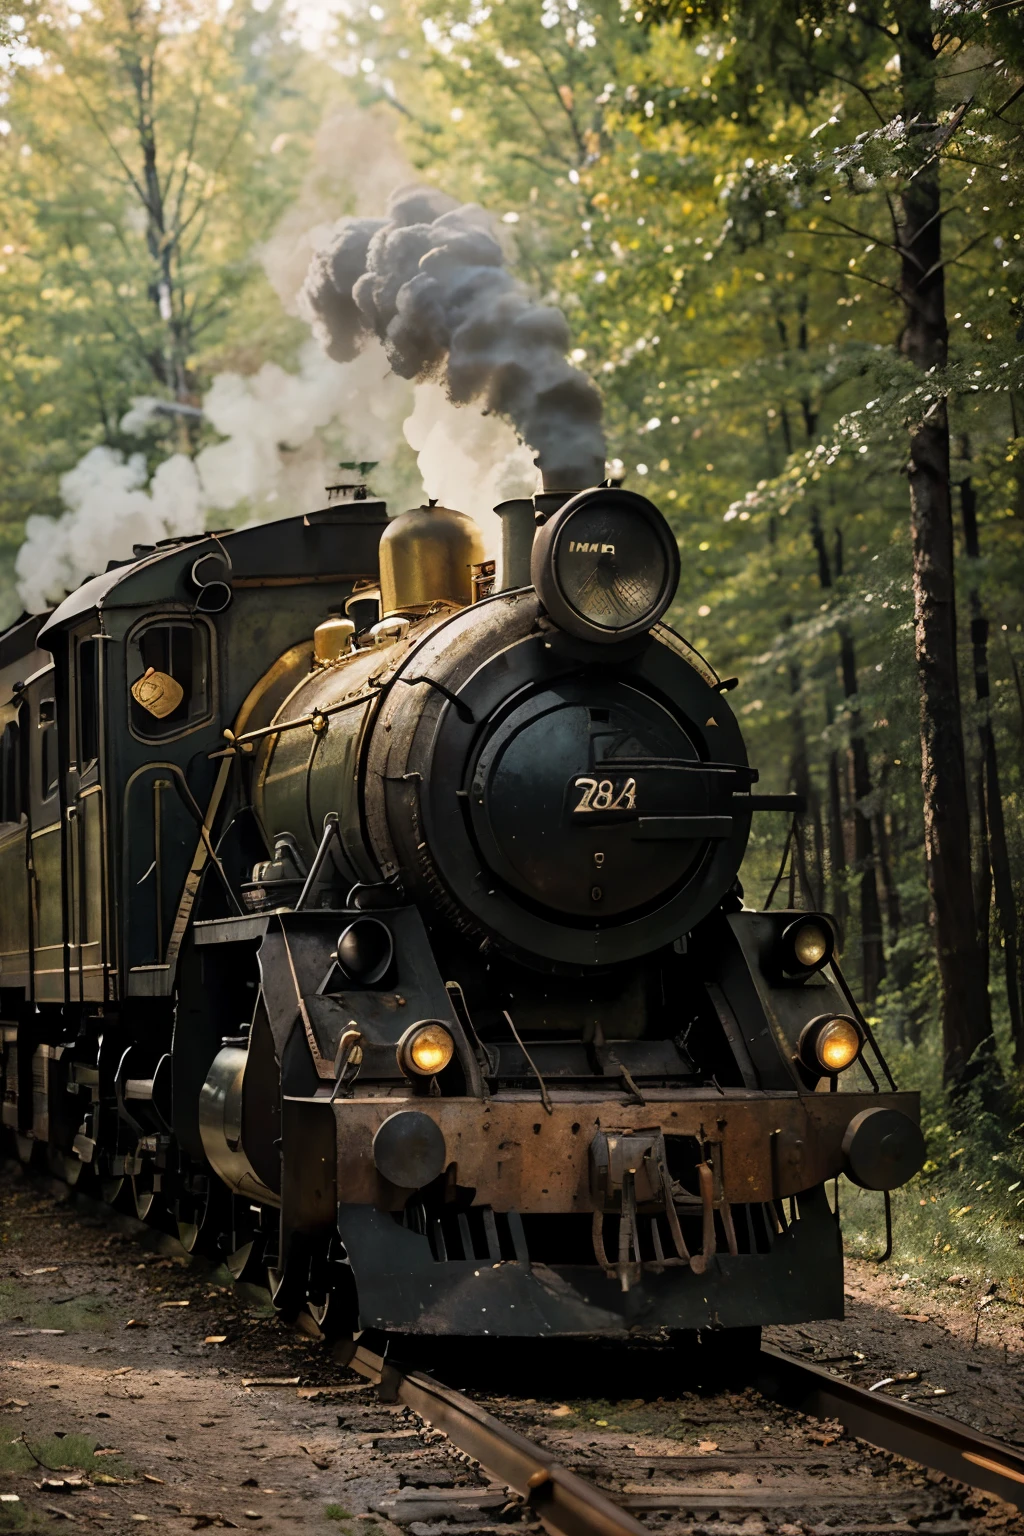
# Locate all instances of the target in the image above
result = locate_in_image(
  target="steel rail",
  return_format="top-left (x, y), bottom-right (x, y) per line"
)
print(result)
top-left (757, 1343), bottom-right (1024, 1512)
top-left (346, 1342), bottom-right (647, 1536)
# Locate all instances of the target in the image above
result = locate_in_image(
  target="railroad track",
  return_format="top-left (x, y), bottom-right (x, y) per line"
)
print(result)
top-left (345, 1336), bottom-right (1024, 1536)
top-left (4, 1172), bottom-right (1023, 1534)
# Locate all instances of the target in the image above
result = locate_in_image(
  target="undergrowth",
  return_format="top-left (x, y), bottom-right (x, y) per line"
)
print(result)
top-left (0, 1420), bottom-right (130, 1479)
top-left (842, 986), bottom-right (1024, 1291)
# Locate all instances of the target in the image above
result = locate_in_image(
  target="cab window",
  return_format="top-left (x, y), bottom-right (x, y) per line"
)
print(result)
top-left (78, 637), bottom-right (100, 768)
top-left (0, 720), bottom-right (23, 824)
top-left (39, 698), bottom-right (58, 799)
top-left (128, 620), bottom-right (212, 741)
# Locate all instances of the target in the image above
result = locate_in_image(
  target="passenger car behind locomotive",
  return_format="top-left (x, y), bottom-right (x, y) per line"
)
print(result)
top-left (0, 476), bottom-right (924, 1340)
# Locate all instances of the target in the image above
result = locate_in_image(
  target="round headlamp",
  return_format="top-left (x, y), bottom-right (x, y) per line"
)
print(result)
top-left (781, 916), bottom-right (834, 976)
top-left (531, 487), bottom-right (680, 643)
top-left (398, 1022), bottom-right (455, 1077)
top-left (799, 1014), bottom-right (863, 1076)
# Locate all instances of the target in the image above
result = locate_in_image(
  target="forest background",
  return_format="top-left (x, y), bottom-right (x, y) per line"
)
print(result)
top-left (0, 0), bottom-right (1022, 1273)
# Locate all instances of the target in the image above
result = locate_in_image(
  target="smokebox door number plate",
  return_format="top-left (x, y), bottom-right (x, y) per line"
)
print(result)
top-left (569, 773), bottom-right (637, 816)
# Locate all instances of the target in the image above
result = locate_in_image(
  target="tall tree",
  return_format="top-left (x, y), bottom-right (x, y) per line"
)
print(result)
top-left (606, 0), bottom-right (1024, 1082)
top-left (0, 0), bottom-right (318, 538)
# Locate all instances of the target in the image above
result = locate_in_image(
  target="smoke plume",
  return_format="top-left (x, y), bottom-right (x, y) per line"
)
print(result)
top-left (15, 342), bottom-right (414, 613)
top-left (301, 185), bottom-right (606, 489)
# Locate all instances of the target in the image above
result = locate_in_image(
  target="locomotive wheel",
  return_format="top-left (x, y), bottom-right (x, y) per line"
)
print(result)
top-left (225, 1235), bottom-right (266, 1284)
top-left (303, 1236), bottom-right (359, 1340)
top-left (47, 1144), bottom-right (85, 1187)
top-left (267, 1233), bottom-right (315, 1321)
top-left (174, 1177), bottom-right (225, 1258)
top-left (129, 1147), bottom-right (177, 1235)
top-left (100, 1157), bottom-right (135, 1211)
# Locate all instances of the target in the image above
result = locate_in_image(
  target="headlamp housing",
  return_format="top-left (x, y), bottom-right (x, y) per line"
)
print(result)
top-left (781, 916), bottom-right (835, 977)
top-left (531, 487), bottom-right (680, 644)
top-left (798, 1013), bottom-right (863, 1076)
top-left (397, 1021), bottom-right (455, 1078)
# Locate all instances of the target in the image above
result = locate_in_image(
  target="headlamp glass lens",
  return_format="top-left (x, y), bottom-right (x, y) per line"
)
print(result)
top-left (793, 922), bottom-right (830, 969)
top-left (407, 1024), bottom-right (455, 1076)
top-left (555, 503), bottom-right (669, 631)
top-left (816, 1017), bottom-right (861, 1072)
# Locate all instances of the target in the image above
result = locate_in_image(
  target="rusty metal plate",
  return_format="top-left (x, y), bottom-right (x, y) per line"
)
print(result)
top-left (298, 1089), bottom-right (920, 1212)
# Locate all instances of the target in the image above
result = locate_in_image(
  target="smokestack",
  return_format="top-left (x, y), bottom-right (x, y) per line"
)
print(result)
top-left (493, 498), bottom-right (535, 592)
top-left (301, 186), bottom-right (606, 493)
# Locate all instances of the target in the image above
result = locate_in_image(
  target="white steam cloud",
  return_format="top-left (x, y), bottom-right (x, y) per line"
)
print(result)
top-left (13, 111), bottom-right (583, 614)
top-left (16, 342), bottom-right (414, 612)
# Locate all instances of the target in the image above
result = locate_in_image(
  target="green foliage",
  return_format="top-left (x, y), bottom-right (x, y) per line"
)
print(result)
top-left (0, 0), bottom-right (334, 575)
top-left (0, 1419), bottom-right (129, 1477)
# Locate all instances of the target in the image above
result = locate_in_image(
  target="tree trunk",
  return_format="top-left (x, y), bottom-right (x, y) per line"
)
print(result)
top-left (960, 460), bottom-right (1024, 1063)
top-left (825, 697), bottom-right (849, 946)
top-left (811, 503), bottom-right (885, 997)
top-left (898, 4), bottom-right (993, 1083)
top-left (838, 622), bottom-right (886, 1003)
top-left (875, 762), bottom-right (902, 942)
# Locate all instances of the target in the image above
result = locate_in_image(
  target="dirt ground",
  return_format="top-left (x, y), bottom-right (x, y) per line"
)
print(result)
top-left (767, 1258), bottom-right (1024, 1443)
top-left (0, 1167), bottom-right (492, 1536)
top-left (2, 1164), bottom-right (1023, 1536)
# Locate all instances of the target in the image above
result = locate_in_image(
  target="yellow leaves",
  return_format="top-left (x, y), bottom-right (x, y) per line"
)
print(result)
top-left (661, 294), bottom-right (673, 312)
top-left (592, 191), bottom-right (609, 208)
top-left (558, 84), bottom-right (574, 111)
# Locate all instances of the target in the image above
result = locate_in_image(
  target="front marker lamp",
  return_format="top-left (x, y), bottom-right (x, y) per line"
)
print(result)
top-left (799, 1014), bottom-right (863, 1076)
top-left (781, 916), bottom-right (835, 976)
top-left (398, 1022), bottom-right (455, 1077)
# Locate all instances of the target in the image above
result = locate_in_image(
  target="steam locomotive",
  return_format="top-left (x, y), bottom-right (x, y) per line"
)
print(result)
top-left (0, 476), bottom-right (924, 1340)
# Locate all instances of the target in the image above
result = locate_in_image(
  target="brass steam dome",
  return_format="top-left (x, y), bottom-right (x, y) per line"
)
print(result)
top-left (379, 502), bottom-right (486, 616)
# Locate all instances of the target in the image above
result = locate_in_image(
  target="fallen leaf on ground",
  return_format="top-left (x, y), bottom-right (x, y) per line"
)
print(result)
top-left (697, 1440), bottom-right (719, 1453)
top-left (158, 1300), bottom-right (190, 1308)
top-left (142, 1473), bottom-right (166, 1484)
top-left (94, 1449), bottom-right (123, 1457)
top-left (21, 1266), bottom-right (60, 1275)
top-left (205, 1336), bottom-right (228, 1345)
top-left (548, 1405), bottom-right (571, 1417)
top-left (10, 1328), bottom-right (65, 1336)
top-left (241, 1377), bottom-right (300, 1388)
top-left (0, 1399), bottom-right (28, 1410)
top-left (125, 1319), bottom-right (149, 1329)
top-left (0, 1494), bottom-right (21, 1503)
